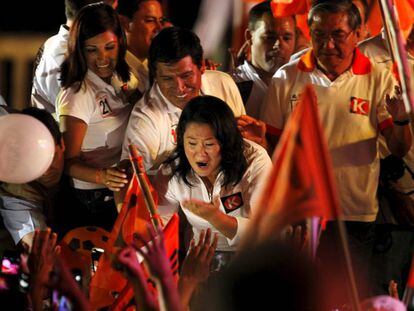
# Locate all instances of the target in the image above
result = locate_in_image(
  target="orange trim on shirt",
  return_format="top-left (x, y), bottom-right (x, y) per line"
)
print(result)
top-left (266, 123), bottom-right (283, 137)
top-left (352, 48), bottom-right (371, 75)
top-left (379, 118), bottom-right (393, 133)
top-left (297, 48), bottom-right (371, 75)
top-left (297, 49), bottom-right (315, 72)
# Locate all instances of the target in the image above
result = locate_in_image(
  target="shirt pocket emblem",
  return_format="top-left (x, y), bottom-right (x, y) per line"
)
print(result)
top-left (221, 192), bottom-right (244, 214)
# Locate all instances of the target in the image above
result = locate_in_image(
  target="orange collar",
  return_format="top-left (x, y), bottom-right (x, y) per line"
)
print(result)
top-left (297, 47), bottom-right (371, 75)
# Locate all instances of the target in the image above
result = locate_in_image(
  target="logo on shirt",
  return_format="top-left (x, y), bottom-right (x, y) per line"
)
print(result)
top-left (289, 93), bottom-right (302, 110)
top-left (349, 97), bottom-right (370, 116)
top-left (171, 124), bottom-right (177, 144)
top-left (221, 192), bottom-right (244, 214)
top-left (96, 94), bottom-right (112, 117)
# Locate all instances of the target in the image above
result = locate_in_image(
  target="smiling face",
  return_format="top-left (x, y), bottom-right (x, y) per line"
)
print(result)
top-left (310, 11), bottom-right (359, 78)
top-left (184, 122), bottom-right (222, 184)
top-left (249, 14), bottom-right (296, 74)
top-left (126, 0), bottom-right (165, 60)
top-left (155, 55), bottom-right (203, 109)
top-left (84, 30), bottom-right (119, 80)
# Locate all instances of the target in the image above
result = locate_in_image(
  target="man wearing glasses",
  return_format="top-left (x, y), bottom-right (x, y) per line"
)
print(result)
top-left (260, 0), bottom-right (411, 304)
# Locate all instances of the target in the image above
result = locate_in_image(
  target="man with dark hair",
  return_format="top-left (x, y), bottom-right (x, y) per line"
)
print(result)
top-left (121, 27), bottom-right (246, 172)
top-left (31, 0), bottom-right (115, 115)
top-left (117, 0), bottom-right (168, 94)
top-left (261, 0), bottom-right (411, 302)
top-left (230, 0), bottom-right (296, 119)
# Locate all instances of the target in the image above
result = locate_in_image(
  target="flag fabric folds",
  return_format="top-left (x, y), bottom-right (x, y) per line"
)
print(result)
top-left (89, 153), bottom-right (178, 310)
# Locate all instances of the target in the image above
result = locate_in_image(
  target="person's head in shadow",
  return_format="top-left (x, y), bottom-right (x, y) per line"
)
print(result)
top-left (206, 241), bottom-right (325, 311)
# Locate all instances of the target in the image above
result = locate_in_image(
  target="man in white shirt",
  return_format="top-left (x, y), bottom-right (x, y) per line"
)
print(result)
top-left (31, 0), bottom-right (113, 115)
top-left (261, 0), bottom-right (411, 302)
top-left (117, 0), bottom-right (168, 95)
top-left (122, 27), bottom-right (246, 173)
top-left (230, 1), bottom-right (296, 119)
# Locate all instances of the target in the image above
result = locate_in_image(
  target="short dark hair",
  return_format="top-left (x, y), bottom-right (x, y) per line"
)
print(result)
top-left (148, 27), bottom-right (203, 85)
top-left (117, 0), bottom-right (160, 19)
top-left (65, 0), bottom-right (103, 20)
top-left (21, 107), bottom-right (61, 146)
top-left (166, 95), bottom-right (247, 188)
top-left (60, 2), bottom-right (130, 91)
top-left (248, 1), bottom-right (273, 31)
top-left (308, 0), bottom-right (361, 30)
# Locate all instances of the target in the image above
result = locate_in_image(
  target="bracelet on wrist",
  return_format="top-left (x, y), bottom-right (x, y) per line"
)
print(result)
top-left (393, 119), bottom-right (410, 126)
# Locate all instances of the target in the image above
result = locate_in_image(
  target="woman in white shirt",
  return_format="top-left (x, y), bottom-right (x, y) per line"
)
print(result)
top-left (159, 95), bottom-right (271, 266)
top-left (57, 3), bottom-right (138, 230)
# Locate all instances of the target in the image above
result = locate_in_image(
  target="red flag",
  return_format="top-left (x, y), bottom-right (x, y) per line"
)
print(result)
top-left (270, 1), bottom-right (311, 41)
top-left (89, 155), bottom-right (159, 310)
top-left (109, 214), bottom-right (180, 311)
top-left (90, 152), bottom-right (179, 310)
top-left (270, 0), bottom-right (310, 16)
top-left (408, 256), bottom-right (414, 288)
top-left (248, 84), bottom-right (341, 242)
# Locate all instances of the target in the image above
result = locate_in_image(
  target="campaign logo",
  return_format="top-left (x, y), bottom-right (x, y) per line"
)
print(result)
top-left (289, 93), bottom-right (302, 109)
top-left (221, 192), bottom-right (244, 214)
top-left (171, 124), bottom-right (177, 144)
top-left (350, 97), bottom-right (369, 116)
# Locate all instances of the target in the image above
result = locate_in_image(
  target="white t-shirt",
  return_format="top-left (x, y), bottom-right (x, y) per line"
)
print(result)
top-left (230, 60), bottom-right (268, 119)
top-left (57, 70), bottom-right (134, 189)
top-left (157, 140), bottom-right (272, 251)
top-left (261, 48), bottom-right (395, 222)
top-left (121, 70), bottom-right (246, 172)
top-left (31, 25), bottom-right (69, 115)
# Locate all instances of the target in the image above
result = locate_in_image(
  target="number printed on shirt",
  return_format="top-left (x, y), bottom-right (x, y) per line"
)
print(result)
top-left (98, 96), bottom-right (112, 117)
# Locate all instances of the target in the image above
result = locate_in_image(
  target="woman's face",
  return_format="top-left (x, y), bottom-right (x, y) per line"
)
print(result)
top-left (184, 122), bottom-right (222, 182)
top-left (84, 30), bottom-right (119, 80)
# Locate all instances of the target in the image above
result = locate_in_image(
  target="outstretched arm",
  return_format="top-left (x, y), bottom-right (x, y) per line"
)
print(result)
top-left (178, 228), bottom-right (218, 309)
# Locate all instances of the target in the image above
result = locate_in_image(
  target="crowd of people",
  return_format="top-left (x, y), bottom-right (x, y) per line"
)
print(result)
top-left (1, 0), bottom-right (414, 310)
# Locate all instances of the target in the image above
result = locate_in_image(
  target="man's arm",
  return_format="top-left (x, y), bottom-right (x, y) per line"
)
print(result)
top-left (382, 91), bottom-right (412, 157)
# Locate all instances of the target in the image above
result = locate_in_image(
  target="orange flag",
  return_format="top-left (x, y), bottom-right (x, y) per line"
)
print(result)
top-left (89, 154), bottom-right (160, 309)
top-left (270, 0), bottom-right (311, 41)
top-left (248, 84), bottom-right (342, 242)
top-left (109, 213), bottom-right (180, 311)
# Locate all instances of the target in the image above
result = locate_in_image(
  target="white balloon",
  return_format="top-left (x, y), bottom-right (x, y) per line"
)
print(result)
top-left (0, 114), bottom-right (55, 183)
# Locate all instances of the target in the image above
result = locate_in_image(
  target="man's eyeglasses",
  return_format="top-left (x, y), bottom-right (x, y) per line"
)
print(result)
top-left (311, 30), bottom-right (353, 43)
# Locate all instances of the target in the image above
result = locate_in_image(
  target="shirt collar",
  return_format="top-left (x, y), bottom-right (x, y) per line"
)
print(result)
top-left (297, 47), bottom-right (372, 75)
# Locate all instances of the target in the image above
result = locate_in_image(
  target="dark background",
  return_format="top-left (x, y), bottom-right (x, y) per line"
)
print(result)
top-left (0, 1), bottom-right (202, 32)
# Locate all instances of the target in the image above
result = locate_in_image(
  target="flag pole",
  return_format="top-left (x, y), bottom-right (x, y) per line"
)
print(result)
top-left (337, 220), bottom-right (361, 311)
top-left (379, 0), bottom-right (414, 114)
top-left (128, 144), bottom-right (161, 230)
top-left (307, 216), bottom-right (320, 259)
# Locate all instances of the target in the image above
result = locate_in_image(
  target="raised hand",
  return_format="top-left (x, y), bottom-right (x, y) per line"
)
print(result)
top-left (385, 85), bottom-right (409, 122)
top-left (236, 115), bottom-right (267, 148)
top-left (179, 228), bottom-right (218, 309)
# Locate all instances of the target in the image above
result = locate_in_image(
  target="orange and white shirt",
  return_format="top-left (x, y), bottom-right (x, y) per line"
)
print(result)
top-left (261, 48), bottom-right (396, 222)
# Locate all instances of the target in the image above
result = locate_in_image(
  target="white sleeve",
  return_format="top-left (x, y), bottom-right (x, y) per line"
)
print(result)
top-left (223, 73), bottom-right (246, 117)
top-left (153, 170), bottom-right (180, 226)
top-left (260, 75), bottom-right (286, 130)
top-left (121, 106), bottom-right (161, 171)
top-left (226, 144), bottom-right (272, 246)
top-left (57, 88), bottom-right (95, 124)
